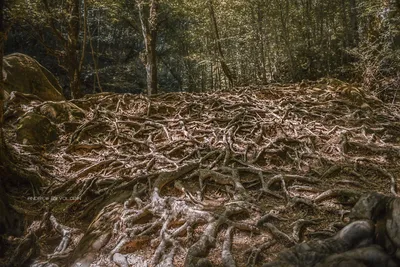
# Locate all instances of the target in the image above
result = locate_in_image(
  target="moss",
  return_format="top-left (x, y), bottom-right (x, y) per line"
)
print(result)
top-left (3, 53), bottom-right (65, 101)
top-left (16, 112), bottom-right (58, 145)
top-left (39, 102), bottom-right (86, 123)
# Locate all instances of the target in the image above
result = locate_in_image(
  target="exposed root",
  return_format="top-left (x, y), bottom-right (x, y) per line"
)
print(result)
top-left (222, 226), bottom-right (236, 267)
top-left (2, 84), bottom-right (400, 266)
top-left (245, 240), bottom-right (276, 267)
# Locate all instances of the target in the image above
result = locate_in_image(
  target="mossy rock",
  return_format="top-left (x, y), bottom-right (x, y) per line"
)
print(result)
top-left (16, 112), bottom-right (58, 145)
top-left (39, 101), bottom-right (86, 123)
top-left (3, 53), bottom-right (65, 101)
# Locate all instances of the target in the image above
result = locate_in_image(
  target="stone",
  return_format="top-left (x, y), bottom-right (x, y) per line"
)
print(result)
top-left (16, 112), bottom-right (58, 145)
top-left (316, 245), bottom-right (397, 267)
top-left (3, 53), bottom-right (65, 101)
top-left (39, 101), bottom-right (86, 123)
top-left (349, 192), bottom-right (389, 220)
top-left (262, 221), bottom-right (375, 267)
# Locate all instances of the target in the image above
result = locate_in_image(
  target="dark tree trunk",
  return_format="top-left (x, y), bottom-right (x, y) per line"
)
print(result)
top-left (257, 5), bottom-right (267, 84)
top-left (138, 0), bottom-right (158, 95)
top-left (349, 0), bottom-right (359, 47)
top-left (42, 0), bottom-right (82, 99)
top-left (278, 0), bottom-right (297, 80)
top-left (208, 0), bottom-right (234, 88)
top-left (67, 0), bottom-right (82, 99)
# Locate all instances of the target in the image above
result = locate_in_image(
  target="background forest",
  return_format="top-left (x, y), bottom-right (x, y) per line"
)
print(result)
top-left (3, 0), bottom-right (400, 100)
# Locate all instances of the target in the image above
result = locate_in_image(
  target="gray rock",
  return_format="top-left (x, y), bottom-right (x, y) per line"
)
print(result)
top-left (3, 53), bottom-right (65, 101)
top-left (16, 112), bottom-right (58, 145)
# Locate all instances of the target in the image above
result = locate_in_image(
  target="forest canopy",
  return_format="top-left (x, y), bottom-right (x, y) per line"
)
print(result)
top-left (3, 0), bottom-right (400, 98)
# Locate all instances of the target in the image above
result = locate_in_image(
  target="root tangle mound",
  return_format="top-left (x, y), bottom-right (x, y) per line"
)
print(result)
top-left (2, 82), bottom-right (400, 267)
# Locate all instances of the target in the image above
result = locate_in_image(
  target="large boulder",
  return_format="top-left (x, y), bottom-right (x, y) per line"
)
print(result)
top-left (263, 193), bottom-right (400, 267)
top-left (262, 220), bottom-right (376, 267)
top-left (3, 53), bottom-right (65, 101)
top-left (350, 193), bottom-right (400, 260)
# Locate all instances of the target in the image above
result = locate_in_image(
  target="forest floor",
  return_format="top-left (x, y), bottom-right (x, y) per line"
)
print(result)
top-left (2, 79), bottom-right (400, 267)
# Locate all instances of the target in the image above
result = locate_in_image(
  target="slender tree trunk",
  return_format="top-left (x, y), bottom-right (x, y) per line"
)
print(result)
top-left (79, 0), bottom-right (88, 73)
top-left (67, 0), bottom-right (82, 99)
top-left (216, 66), bottom-right (220, 90)
top-left (256, 5), bottom-right (267, 84)
top-left (138, 0), bottom-right (158, 95)
top-left (41, 0), bottom-right (82, 98)
top-left (160, 56), bottom-right (182, 91)
top-left (349, 0), bottom-right (358, 47)
top-left (89, 28), bottom-right (103, 93)
top-left (278, 0), bottom-right (296, 80)
top-left (81, 0), bottom-right (102, 94)
top-left (340, 0), bottom-right (348, 65)
top-left (201, 66), bottom-right (205, 92)
top-left (185, 61), bottom-right (196, 92)
top-left (208, 0), bottom-right (234, 88)
top-left (210, 61), bottom-right (214, 91)
top-left (86, 10), bottom-right (102, 93)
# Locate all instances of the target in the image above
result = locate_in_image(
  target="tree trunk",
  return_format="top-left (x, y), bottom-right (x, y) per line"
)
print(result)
top-left (278, 0), bottom-right (296, 80)
top-left (67, 53), bottom-right (81, 99)
top-left (208, 0), bottom-right (234, 88)
top-left (79, 0), bottom-right (88, 73)
top-left (68, 0), bottom-right (82, 99)
top-left (349, 0), bottom-right (359, 47)
top-left (40, 0), bottom-right (82, 98)
top-left (88, 11), bottom-right (103, 93)
top-left (138, 0), bottom-right (158, 95)
top-left (256, 4), bottom-right (267, 84)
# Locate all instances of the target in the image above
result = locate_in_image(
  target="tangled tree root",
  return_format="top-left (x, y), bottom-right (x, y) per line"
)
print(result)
top-left (1, 82), bottom-right (400, 266)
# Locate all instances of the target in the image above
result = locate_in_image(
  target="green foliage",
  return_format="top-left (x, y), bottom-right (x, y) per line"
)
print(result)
top-left (5, 0), bottom-right (400, 99)
top-left (350, 0), bottom-right (400, 100)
